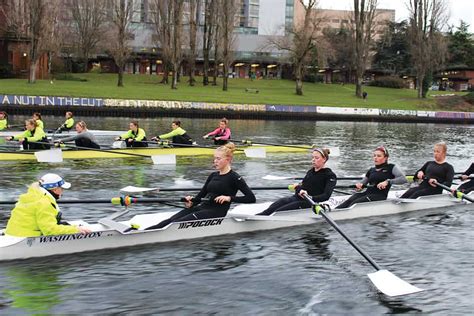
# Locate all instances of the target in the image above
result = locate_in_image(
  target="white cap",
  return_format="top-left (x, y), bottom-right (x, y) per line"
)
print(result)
top-left (39, 173), bottom-right (71, 190)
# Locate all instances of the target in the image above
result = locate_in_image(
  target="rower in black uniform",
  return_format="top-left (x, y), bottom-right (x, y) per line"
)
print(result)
top-left (458, 163), bottom-right (474, 193)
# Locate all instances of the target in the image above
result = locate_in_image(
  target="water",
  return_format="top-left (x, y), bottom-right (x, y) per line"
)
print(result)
top-left (0, 117), bottom-right (473, 314)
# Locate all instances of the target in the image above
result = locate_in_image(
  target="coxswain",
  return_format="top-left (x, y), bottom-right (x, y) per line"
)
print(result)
top-left (55, 121), bottom-right (100, 149)
top-left (152, 120), bottom-right (193, 147)
top-left (336, 146), bottom-right (407, 209)
top-left (457, 163), bottom-right (473, 194)
top-left (58, 111), bottom-right (75, 132)
top-left (32, 112), bottom-right (44, 130)
top-left (203, 117), bottom-right (231, 145)
top-left (115, 120), bottom-right (148, 148)
top-left (257, 148), bottom-right (337, 215)
top-left (5, 173), bottom-right (91, 237)
top-left (401, 142), bottom-right (454, 199)
top-left (0, 111), bottom-right (8, 130)
top-left (5, 119), bottom-right (50, 150)
top-left (146, 142), bottom-right (256, 230)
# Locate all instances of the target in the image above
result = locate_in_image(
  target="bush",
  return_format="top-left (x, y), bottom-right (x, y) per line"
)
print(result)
top-left (0, 63), bottom-right (13, 78)
top-left (53, 73), bottom-right (88, 82)
top-left (303, 73), bottom-right (324, 83)
top-left (463, 92), bottom-right (474, 105)
top-left (368, 76), bottom-right (405, 89)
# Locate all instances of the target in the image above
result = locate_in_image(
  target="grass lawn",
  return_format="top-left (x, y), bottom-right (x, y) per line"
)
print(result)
top-left (0, 73), bottom-right (468, 111)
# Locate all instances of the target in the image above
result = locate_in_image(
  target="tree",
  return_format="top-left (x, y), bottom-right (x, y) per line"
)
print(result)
top-left (447, 21), bottom-right (474, 68)
top-left (186, 0), bottom-right (201, 86)
top-left (408, 0), bottom-right (448, 98)
top-left (70, 0), bottom-right (106, 73)
top-left (107, 0), bottom-right (134, 87)
top-left (322, 27), bottom-right (355, 82)
top-left (27, 0), bottom-right (48, 83)
top-left (220, 0), bottom-right (237, 91)
top-left (170, 0), bottom-right (184, 89)
top-left (150, 0), bottom-right (172, 84)
top-left (202, 0), bottom-right (216, 86)
top-left (353, 0), bottom-right (378, 98)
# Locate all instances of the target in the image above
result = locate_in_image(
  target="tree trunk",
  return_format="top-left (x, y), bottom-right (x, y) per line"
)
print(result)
top-left (355, 77), bottom-right (363, 97)
top-left (295, 63), bottom-right (303, 95)
top-left (117, 67), bottom-right (124, 87)
top-left (29, 59), bottom-right (38, 83)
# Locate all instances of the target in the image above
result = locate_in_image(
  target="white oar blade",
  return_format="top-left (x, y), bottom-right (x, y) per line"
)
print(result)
top-left (112, 141), bottom-right (124, 149)
top-left (151, 154), bottom-right (176, 165)
top-left (120, 186), bottom-right (159, 194)
top-left (34, 148), bottom-right (63, 163)
top-left (262, 175), bottom-right (293, 180)
top-left (244, 148), bottom-right (266, 158)
top-left (367, 270), bottom-right (423, 297)
top-left (329, 147), bottom-right (340, 157)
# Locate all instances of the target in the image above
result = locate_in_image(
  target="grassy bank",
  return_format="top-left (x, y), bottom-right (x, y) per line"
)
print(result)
top-left (0, 73), bottom-right (469, 111)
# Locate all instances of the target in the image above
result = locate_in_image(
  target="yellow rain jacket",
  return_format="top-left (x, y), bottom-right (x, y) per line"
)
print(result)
top-left (0, 118), bottom-right (7, 130)
top-left (36, 119), bottom-right (44, 130)
top-left (120, 128), bottom-right (146, 141)
top-left (5, 183), bottom-right (79, 237)
top-left (64, 117), bottom-right (74, 129)
top-left (12, 127), bottom-right (46, 142)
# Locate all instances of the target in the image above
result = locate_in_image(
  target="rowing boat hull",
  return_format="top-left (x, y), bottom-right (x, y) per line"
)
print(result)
top-left (0, 193), bottom-right (470, 261)
top-left (0, 145), bottom-right (310, 161)
top-left (0, 129), bottom-right (125, 138)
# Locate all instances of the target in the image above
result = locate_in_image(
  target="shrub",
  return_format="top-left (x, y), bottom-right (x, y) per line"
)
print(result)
top-left (53, 73), bottom-right (88, 82)
top-left (0, 64), bottom-right (13, 78)
top-left (368, 76), bottom-right (405, 89)
top-left (463, 92), bottom-right (474, 105)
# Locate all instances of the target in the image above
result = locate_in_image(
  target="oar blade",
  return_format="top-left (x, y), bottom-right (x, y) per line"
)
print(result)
top-left (329, 147), bottom-right (340, 157)
top-left (120, 186), bottom-right (159, 195)
top-left (151, 154), bottom-right (176, 165)
top-left (112, 141), bottom-right (124, 149)
top-left (262, 175), bottom-right (293, 180)
top-left (244, 147), bottom-right (266, 158)
top-left (34, 148), bottom-right (63, 163)
top-left (367, 269), bottom-right (423, 297)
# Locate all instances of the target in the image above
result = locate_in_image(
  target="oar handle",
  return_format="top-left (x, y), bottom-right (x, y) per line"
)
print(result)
top-left (432, 181), bottom-right (474, 203)
top-left (302, 193), bottom-right (382, 271)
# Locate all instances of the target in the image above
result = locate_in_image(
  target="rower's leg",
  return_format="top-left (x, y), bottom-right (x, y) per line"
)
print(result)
top-left (145, 207), bottom-right (195, 230)
top-left (256, 196), bottom-right (299, 215)
top-left (335, 192), bottom-right (366, 209)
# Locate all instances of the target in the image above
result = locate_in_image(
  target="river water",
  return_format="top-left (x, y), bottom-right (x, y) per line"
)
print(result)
top-left (0, 117), bottom-right (473, 315)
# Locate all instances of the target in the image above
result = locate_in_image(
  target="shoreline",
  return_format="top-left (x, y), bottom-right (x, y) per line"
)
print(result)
top-left (1, 94), bottom-right (473, 124)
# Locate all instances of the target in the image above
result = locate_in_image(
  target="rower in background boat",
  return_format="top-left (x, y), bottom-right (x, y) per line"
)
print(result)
top-left (151, 120), bottom-right (193, 146)
top-left (115, 120), bottom-right (148, 148)
top-left (32, 112), bottom-right (44, 130)
top-left (336, 146), bottom-right (407, 209)
top-left (401, 142), bottom-right (454, 199)
top-left (203, 117), bottom-right (231, 145)
top-left (4, 173), bottom-right (91, 237)
top-left (4, 119), bottom-right (50, 150)
top-left (257, 148), bottom-right (337, 215)
top-left (457, 163), bottom-right (474, 193)
top-left (146, 142), bottom-right (256, 230)
top-left (54, 121), bottom-right (101, 149)
top-left (57, 111), bottom-right (75, 133)
top-left (0, 111), bottom-right (8, 130)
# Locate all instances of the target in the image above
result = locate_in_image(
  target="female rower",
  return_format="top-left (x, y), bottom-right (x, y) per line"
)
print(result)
top-left (32, 112), bottom-right (44, 130)
top-left (336, 146), bottom-right (406, 209)
top-left (401, 142), bottom-right (454, 199)
top-left (115, 120), bottom-right (148, 148)
top-left (457, 163), bottom-right (473, 193)
top-left (146, 142), bottom-right (256, 230)
top-left (203, 117), bottom-right (231, 145)
top-left (0, 111), bottom-right (8, 130)
top-left (151, 120), bottom-right (193, 146)
top-left (257, 148), bottom-right (337, 215)
top-left (5, 119), bottom-right (50, 150)
top-left (58, 111), bottom-right (75, 132)
top-left (5, 173), bottom-right (91, 237)
top-left (54, 121), bottom-right (100, 149)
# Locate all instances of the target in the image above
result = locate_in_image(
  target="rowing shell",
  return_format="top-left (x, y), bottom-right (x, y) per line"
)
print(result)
top-left (0, 192), bottom-right (470, 262)
top-left (0, 129), bottom-right (125, 138)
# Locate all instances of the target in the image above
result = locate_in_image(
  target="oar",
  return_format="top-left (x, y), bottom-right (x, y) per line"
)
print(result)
top-left (263, 175), bottom-right (364, 181)
top-left (0, 196), bottom-right (191, 206)
top-left (433, 181), bottom-right (473, 203)
top-left (237, 139), bottom-right (341, 156)
top-left (302, 193), bottom-right (423, 296)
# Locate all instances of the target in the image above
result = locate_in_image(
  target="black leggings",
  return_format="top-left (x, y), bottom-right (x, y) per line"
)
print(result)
top-left (257, 195), bottom-right (311, 215)
top-left (146, 205), bottom-right (227, 230)
top-left (23, 138), bottom-right (50, 150)
top-left (400, 186), bottom-right (442, 199)
top-left (458, 180), bottom-right (473, 194)
top-left (336, 192), bottom-right (386, 209)
top-left (124, 138), bottom-right (148, 148)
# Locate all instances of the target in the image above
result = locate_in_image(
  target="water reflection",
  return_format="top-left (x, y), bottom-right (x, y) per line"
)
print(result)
top-left (378, 296), bottom-right (423, 313)
top-left (301, 230), bottom-right (332, 261)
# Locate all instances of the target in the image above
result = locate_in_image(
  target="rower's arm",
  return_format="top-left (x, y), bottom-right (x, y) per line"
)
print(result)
top-left (464, 163), bottom-right (474, 176)
top-left (311, 173), bottom-right (337, 202)
top-left (135, 128), bottom-right (146, 141)
top-left (443, 165), bottom-right (455, 187)
top-left (232, 176), bottom-right (256, 203)
top-left (12, 130), bottom-right (29, 140)
top-left (159, 128), bottom-right (183, 139)
top-left (36, 202), bottom-right (80, 236)
top-left (192, 174), bottom-right (213, 204)
top-left (391, 165), bottom-right (407, 185)
top-left (119, 130), bottom-right (132, 139)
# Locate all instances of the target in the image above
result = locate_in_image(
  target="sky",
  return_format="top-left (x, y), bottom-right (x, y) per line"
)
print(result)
top-left (316, 0), bottom-right (474, 32)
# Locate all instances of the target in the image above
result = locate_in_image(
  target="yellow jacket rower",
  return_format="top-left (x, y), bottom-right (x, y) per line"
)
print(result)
top-left (0, 111), bottom-right (8, 130)
top-left (5, 173), bottom-right (91, 237)
top-left (5, 119), bottom-right (50, 150)
top-left (58, 111), bottom-right (75, 132)
top-left (115, 120), bottom-right (148, 147)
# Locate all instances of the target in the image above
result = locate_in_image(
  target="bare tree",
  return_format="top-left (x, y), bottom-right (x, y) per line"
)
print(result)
top-left (212, 1), bottom-right (221, 86)
top-left (353, 0), bottom-right (378, 98)
top-left (150, 0), bottom-right (172, 84)
top-left (408, 0), bottom-right (448, 98)
top-left (107, 0), bottom-right (134, 87)
top-left (186, 0), bottom-right (201, 86)
top-left (202, 0), bottom-right (216, 86)
top-left (27, 0), bottom-right (49, 83)
top-left (268, 0), bottom-right (320, 95)
top-left (170, 0), bottom-right (185, 89)
top-left (70, 0), bottom-right (105, 72)
top-left (220, 0), bottom-right (237, 91)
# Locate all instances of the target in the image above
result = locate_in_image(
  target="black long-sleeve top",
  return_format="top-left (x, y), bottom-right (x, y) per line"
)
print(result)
top-left (295, 167), bottom-right (337, 202)
top-left (415, 161), bottom-right (455, 188)
top-left (191, 170), bottom-right (256, 211)
top-left (463, 163), bottom-right (474, 176)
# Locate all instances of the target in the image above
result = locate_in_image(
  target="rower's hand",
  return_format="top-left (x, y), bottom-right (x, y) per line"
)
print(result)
top-left (298, 189), bottom-right (308, 198)
top-left (461, 174), bottom-right (469, 181)
top-left (115, 137), bottom-right (121, 141)
top-left (151, 136), bottom-right (159, 141)
top-left (184, 196), bottom-right (193, 208)
top-left (428, 178), bottom-right (438, 187)
top-left (416, 171), bottom-right (424, 180)
top-left (127, 139), bottom-right (133, 143)
top-left (77, 226), bottom-right (92, 234)
top-left (5, 136), bottom-right (13, 141)
top-left (377, 180), bottom-right (389, 190)
top-left (214, 195), bottom-right (231, 204)
top-left (355, 183), bottom-right (364, 190)
top-left (202, 135), bottom-right (209, 139)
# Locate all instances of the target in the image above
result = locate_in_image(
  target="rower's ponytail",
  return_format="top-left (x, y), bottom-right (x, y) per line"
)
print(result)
top-left (313, 148), bottom-right (330, 161)
top-left (217, 142), bottom-right (235, 159)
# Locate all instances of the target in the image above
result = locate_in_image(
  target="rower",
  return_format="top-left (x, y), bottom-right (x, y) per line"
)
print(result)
top-left (115, 120), bottom-right (148, 148)
top-left (336, 146), bottom-right (406, 209)
top-left (401, 142), bottom-right (454, 199)
top-left (4, 119), bottom-right (50, 150)
top-left (0, 111), bottom-right (8, 130)
top-left (55, 121), bottom-right (101, 149)
top-left (257, 148), bottom-right (337, 215)
top-left (32, 112), bottom-right (44, 130)
top-left (457, 163), bottom-right (473, 194)
top-left (5, 173), bottom-right (91, 237)
top-left (58, 111), bottom-right (75, 133)
top-left (203, 117), bottom-right (231, 145)
top-left (146, 142), bottom-right (256, 230)
top-left (151, 120), bottom-right (193, 147)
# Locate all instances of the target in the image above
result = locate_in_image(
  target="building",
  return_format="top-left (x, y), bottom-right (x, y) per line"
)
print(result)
top-left (435, 67), bottom-right (474, 91)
